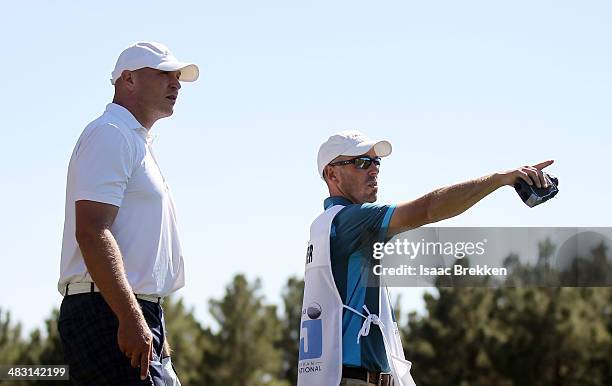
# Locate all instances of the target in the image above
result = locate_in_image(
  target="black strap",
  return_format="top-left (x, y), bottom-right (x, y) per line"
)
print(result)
top-left (342, 366), bottom-right (392, 385)
top-left (342, 366), bottom-right (373, 382)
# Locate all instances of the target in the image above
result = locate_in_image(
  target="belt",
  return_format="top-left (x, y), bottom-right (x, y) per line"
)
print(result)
top-left (63, 282), bottom-right (164, 305)
top-left (342, 366), bottom-right (394, 386)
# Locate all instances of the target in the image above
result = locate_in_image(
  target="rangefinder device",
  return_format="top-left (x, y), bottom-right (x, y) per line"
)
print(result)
top-left (514, 173), bottom-right (559, 207)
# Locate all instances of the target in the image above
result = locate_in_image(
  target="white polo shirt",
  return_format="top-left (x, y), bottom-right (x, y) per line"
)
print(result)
top-left (58, 103), bottom-right (185, 297)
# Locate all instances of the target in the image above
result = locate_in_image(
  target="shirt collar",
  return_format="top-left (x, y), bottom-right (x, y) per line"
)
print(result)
top-left (324, 196), bottom-right (353, 209)
top-left (105, 103), bottom-right (154, 143)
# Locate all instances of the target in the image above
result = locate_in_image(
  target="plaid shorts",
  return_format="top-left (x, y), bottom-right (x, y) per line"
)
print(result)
top-left (58, 292), bottom-right (166, 385)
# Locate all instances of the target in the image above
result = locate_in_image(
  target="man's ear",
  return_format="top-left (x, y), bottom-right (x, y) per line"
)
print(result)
top-left (119, 70), bottom-right (137, 91)
top-left (324, 165), bottom-right (338, 182)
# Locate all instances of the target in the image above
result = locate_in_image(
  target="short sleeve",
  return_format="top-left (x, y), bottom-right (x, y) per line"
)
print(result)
top-left (71, 124), bottom-right (134, 207)
top-left (333, 203), bottom-right (396, 247)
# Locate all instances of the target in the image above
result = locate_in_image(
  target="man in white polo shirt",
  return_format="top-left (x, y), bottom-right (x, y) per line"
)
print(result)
top-left (57, 42), bottom-right (198, 385)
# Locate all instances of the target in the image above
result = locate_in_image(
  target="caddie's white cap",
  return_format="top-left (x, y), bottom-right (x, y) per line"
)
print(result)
top-left (110, 41), bottom-right (199, 85)
top-left (317, 130), bottom-right (392, 178)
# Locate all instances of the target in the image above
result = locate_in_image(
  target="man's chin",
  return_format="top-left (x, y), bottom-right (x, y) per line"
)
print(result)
top-left (365, 193), bottom-right (378, 203)
top-left (158, 108), bottom-right (174, 118)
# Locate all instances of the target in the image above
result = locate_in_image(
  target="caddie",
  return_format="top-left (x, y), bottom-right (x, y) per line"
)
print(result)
top-left (298, 130), bottom-right (553, 386)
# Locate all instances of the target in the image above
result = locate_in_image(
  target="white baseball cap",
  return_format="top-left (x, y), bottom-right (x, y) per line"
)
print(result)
top-left (110, 41), bottom-right (199, 85)
top-left (317, 130), bottom-right (392, 178)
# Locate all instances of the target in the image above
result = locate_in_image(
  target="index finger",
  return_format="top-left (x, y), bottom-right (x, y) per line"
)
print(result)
top-left (140, 348), bottom-right (150, 380)
top-left (532, 160), bottom-right (554, 170)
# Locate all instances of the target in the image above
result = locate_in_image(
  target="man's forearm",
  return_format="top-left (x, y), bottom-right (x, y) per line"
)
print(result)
top-left (76, 229), bottom-right (142, 321)
top-left (388, 162), bottom-right (552, 234)
top-left (425, 173), bottom-right (504, 223)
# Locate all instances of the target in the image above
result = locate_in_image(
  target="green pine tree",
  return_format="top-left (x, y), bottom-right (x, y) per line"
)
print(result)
top-left (163, 296), bottom-right (218, 386)
top-left (278, 277), bottom-right (304, 385)
top-left (208, 274), bottom-right (288, 386)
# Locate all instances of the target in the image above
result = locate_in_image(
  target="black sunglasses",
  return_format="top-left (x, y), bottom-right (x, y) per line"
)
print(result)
top-left (328, 156), bottom-right (381, 170)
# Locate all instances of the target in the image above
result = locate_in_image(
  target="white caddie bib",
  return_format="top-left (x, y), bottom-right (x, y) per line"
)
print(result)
top-left (298, 205), bottom-right (416, 386)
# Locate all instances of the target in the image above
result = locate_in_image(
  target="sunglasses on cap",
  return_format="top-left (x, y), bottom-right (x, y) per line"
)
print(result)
top-left (328, 156), bottom-right (381, 170)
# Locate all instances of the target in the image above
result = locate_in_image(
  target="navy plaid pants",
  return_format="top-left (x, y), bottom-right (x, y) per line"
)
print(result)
top-left (58, 292), bottom-right (167, 385)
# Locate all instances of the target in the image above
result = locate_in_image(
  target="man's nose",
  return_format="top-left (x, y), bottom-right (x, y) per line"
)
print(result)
top-left (368, 164), bottom-right (379, 176)
top-left (170, 76), bottom-right (181, 90)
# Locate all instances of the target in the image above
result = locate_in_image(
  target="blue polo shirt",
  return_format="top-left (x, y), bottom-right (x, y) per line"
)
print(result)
top-left (324, 196), bottom-right (396, 372)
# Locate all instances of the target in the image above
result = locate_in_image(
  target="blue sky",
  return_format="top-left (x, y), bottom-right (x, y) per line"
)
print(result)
top-left (1, 0), bottom-right (610, 333)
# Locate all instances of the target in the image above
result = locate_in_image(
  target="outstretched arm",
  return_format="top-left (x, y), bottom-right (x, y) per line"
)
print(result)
top-left (387, 160), bottom-right (554, 235)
